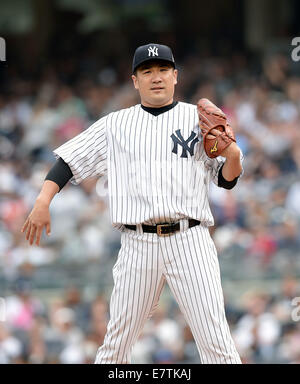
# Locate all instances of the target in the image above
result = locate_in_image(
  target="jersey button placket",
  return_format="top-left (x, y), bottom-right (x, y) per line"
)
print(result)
top-left (151, 118), bottom-right (157, 210)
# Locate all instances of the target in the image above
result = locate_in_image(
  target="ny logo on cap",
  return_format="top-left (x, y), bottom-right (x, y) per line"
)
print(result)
top-left (148, 46), bottom-right (158, 57)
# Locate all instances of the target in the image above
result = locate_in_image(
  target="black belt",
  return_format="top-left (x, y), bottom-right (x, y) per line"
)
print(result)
top-left (124, 219), bottom-right (201, 237)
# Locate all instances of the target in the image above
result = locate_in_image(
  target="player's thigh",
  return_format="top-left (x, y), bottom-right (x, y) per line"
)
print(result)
top-left (110, 230), bottom-right (164, 317)
top-left (162, 225), bottom-right (226, 322)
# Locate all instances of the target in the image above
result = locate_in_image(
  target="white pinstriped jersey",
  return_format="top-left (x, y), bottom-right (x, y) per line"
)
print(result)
top-left (53, 101), bottom-right (241, 230)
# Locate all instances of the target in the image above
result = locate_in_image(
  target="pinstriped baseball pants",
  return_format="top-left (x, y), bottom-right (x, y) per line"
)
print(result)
top-left (94, 223), bottom-right (241, 364)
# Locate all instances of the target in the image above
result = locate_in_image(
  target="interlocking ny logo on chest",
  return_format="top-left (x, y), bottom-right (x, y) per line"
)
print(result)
top-left (171, 129), bottom-right (199, 158)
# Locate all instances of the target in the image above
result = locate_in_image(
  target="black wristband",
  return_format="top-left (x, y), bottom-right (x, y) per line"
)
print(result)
top-left (45, 157), bottom-right (73, 192)
top-left (218, 163), bottom-right (239, 190)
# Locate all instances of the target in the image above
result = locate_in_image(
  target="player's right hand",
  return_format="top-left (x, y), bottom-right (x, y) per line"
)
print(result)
top-left (21, 200), bottom-right (51, 246)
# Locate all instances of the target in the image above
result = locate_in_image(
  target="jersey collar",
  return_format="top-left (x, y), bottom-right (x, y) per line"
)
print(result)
top-left (141, 101), bottom-right (178, 116)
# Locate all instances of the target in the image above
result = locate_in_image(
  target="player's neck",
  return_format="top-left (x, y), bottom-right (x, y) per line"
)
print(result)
top-left (141, 96), bottom-right (175, 108)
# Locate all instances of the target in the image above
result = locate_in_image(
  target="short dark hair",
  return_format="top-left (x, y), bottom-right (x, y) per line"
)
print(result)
top-left (134, 60), bottom-right (175, 76)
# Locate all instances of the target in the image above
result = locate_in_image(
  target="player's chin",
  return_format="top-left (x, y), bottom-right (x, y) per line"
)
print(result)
top-left (149, 92), bottom-right (168, 102)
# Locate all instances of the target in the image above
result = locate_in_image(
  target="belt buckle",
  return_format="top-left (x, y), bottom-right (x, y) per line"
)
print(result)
top-left (157, 223), bottom-right (171, 237)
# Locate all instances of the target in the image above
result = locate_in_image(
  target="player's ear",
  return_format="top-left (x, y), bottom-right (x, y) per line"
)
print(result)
top-left (132, 74), bottom-right (139, 90)
top-left (173, 69), bottom-right (178, 86)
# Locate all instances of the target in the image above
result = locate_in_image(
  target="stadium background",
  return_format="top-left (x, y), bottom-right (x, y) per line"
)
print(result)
top-left (0, 0), bottom-right (300, 364)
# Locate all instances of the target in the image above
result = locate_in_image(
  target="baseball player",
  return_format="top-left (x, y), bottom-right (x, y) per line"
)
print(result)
top-left (21, 43), bottom-right (243, 364)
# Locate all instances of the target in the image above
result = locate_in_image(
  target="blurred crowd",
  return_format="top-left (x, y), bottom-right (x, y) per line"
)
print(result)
top-left (1, 49), bottom-right (300, 363)
top-left (1, 277), bottom-right (300, 363)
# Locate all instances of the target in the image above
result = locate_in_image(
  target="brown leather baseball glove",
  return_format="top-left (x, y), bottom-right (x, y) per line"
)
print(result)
top-left (197, 98), bottom-right (236, 158)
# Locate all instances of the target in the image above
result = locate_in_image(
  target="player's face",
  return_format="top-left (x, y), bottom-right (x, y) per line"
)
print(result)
top-left (132, 61), bottom-right (178, 108)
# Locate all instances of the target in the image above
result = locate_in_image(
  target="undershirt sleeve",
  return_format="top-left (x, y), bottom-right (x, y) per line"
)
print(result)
top-left (217, 163), bottom-right (239, 190)
top-left (45, 157), bottom-right (73, 192)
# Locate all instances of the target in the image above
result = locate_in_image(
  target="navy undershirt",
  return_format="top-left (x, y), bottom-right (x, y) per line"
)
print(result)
top-left (45, 157), bottom-right (73, 192)
top-left (45, 101), bottom-right (238, 191)
top-left (141, 101), bottom-right (178, 116)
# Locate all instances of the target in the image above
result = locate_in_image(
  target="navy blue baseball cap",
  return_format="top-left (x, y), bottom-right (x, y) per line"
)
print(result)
top-left (132, 43), bottom-right (175, 73)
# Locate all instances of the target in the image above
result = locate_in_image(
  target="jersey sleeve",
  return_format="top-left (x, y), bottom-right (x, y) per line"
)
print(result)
top-left (53, 116), bottom-right (108, 185)
top-left (204, 150), bottom-right (244, 186)
top-left (204, 156), bottom-right (225, 186)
